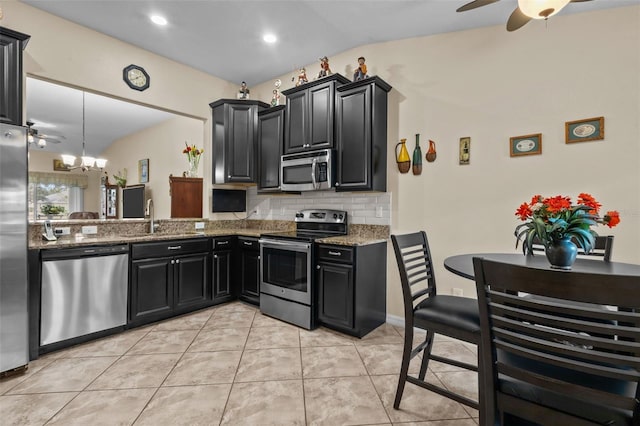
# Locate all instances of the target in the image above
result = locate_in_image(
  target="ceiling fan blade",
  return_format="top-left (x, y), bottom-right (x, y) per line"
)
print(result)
top-left (570, 0), bottom-right (594, 2)
top-left (507, 7), bottom-right (532, 32)
top-left (456, 0), bottom-right (500, 12)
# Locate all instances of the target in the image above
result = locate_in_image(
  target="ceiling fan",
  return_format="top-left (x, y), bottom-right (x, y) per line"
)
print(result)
top-left (457, 0), bottom-right (594, 31)
top-left (26, 121), bottom-right (65, 148)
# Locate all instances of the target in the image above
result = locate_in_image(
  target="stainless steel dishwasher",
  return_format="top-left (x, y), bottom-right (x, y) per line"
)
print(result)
top-left (40, 244), bottom-right (128, 346)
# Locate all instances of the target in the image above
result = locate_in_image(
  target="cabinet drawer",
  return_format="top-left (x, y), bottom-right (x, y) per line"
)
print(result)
top-left (317, 245), bottom-right (353, 263)
top-left (213, 236), bottom-right (234, 251)
top-left (238, 236), bottom-right (259, 251)
top-left (132, 238), bottom-right (210, 260)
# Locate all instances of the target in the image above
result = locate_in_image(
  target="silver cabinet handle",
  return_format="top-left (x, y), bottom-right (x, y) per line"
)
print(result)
top-left (258, 256), bottom-right (260, 260)
top-left (171, 259), bottom-right (175, 264)
top-left (317, 265), bottom-right (321, 269)
top-left (214, 255), bottom-right (218, 259)
top-left (328, 251), bottom-right (342, 256)
top-left (217, 241), bottom-right (229, 245)
top-left (168, 245), bottom-right (182, 250)
top-left (243, 241), bottom-right (253, 246)
top-left (175, 259), bottom-right (180, 264)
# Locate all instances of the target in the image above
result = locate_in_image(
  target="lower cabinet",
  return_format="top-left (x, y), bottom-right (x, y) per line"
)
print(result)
top-left (212, 236), bottom-right (235, 302)
top-left (130, 238), bottom-right (211, 326)
top-left (316, 242), bottom-right (387, 337)
top-left (238, 236), bottom-right (260, 305)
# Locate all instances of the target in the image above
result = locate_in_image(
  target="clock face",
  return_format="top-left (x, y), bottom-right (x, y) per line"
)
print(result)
top-left (123, 65), bottom-right (150, 91)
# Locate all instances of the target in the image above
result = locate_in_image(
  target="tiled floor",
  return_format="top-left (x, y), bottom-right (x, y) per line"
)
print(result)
top-left (0, 302), bottom-right (479, 425)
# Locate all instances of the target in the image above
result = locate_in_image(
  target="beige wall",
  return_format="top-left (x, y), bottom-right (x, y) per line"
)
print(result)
top-left (6, 2), bottom-right (639, 318)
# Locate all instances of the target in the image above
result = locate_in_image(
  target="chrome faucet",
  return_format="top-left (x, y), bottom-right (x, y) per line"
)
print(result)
top-left (147, 199), bottom-right (158, 234)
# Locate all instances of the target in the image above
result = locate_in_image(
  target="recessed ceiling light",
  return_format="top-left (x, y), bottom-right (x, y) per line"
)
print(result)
top-left (150, 15), bottom-right (168, 26)
top-left (263, 33), bottom-right (277, 44)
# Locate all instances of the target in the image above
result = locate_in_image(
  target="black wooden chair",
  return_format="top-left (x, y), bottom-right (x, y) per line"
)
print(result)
top-left (473, 257), bottom-right (640, 426)
top-left (391, 231), bottom-right (481, 411)
top-left (530, 235), bottom-right (614, 261)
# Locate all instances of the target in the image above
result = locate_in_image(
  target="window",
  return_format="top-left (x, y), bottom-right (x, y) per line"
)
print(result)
top-left (28, 172), bottom-right (88, 221)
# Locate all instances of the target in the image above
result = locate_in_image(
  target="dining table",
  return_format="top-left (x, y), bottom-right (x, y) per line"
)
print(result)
top-left (444, 253), bottom-right (640, 281)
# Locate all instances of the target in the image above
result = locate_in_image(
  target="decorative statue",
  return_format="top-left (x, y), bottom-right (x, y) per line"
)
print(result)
top-left (293, 67), bottom-right (308, 87)
top-left (271, 79), bottom-right (281, 107)
top-left (237, 81), bottom-right (250, 99)
top-left (353, 56), bottom-right (368, 81)
top-left (318, 56), bottom-right (332, 78)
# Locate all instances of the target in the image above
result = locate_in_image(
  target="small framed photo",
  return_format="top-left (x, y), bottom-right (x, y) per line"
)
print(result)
top-left (53, 159), bottom-right (70, 171)
top-left (510, 133), bottom-right (542, 157)
top-left (459, 137), bottom-right (470, 165)
top-left (138, 158), bottom-right (149, 183)
top-left (565, 116), bottom-right (604, 143)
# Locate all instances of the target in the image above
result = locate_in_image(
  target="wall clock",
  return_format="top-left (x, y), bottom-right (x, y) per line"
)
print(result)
top-left (123, 64), bottom-right (150, 91)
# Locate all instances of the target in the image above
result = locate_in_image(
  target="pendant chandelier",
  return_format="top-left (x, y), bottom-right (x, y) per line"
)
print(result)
top-left (61, 92), bottom-right (107, 171)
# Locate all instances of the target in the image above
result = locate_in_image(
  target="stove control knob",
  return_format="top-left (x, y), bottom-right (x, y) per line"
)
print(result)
top-left (296, 212), bottom-right (304, 218)
top-left (338, 214), bottom-right (344, 220)
top-left (333, 213), bottom-right (337, 219)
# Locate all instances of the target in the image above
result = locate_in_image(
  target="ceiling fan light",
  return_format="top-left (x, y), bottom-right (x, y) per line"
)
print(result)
top-left (518, 0), bottom-right (570, 19)
top-left (37, 138), bottom-right (47, 148)
top-left (81, 156), bottom-right (95, 168)
top-left (95, 158), bottom-right (108, 169)
top-left (28, 133), bottom-right (34, 143)
top-left (61, 154), bottom-right (76, 166)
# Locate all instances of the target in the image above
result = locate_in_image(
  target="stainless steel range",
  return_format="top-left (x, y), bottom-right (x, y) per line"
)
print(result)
top-left (259, 209), bottom-right (347, 329)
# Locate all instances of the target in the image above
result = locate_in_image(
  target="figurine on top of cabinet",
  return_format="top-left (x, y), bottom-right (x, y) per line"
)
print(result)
top-left (317, 56), bottom-right (332, 78)
top-left (353, 56), bottom-right (368, 81)
top-left (237, 81), bottom-right (250, 99)
top-left (271, 79), bottom-right (282, 107)
top-left (293, 67), bottom-right (308, 87)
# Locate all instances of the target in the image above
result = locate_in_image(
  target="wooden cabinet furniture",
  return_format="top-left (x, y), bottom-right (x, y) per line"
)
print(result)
top-left (257, 105), bottom-right (285, 192)
top-left (0, 27), bottom-right (30, 126)
top-left (210, 99), bottom-right (269, 184)
top-left (316, 242), bottom-right (387, 337)
top-left (237, 236), bottom-right (260, 305)
top-left (169, 176), bottom-right (202, 218)
top-left (282, 74), bottom-right (349, 154)
top-left (100, 184), bottom-right (118, 219)
top-left (335, 76), bottom-right (391, 192)
top-left (129, 238), bottom-right (211, 326)
top-left (212, 236), bottom-right (235, 302)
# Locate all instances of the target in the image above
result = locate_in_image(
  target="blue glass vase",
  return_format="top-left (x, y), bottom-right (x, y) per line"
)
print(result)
top-left (545, 237), bottom-right (578, 270)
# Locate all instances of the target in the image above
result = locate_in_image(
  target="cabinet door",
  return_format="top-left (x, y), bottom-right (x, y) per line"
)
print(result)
top-left (213, 250), bottom-right (233, 299)
top-left (226, 103), bottom-right (256, 182)
top-left (284, 90), bottom-right (307, 153)
top-left (240, 249), bottom-right (260, 303)
top-left (258, 107), bottom-right (284, 191)
top-left (308, 82), bottom-right (335, 150)
top-left (336, 84), bottom-right (372, 190)
top-left (130, 258), bottom-right (173, 322)
top-left (174, 253), bottom-right (210, 311)
top-left (0, 29), bottom-right (29, 126)
top-left (317, 262), bottom-right (354, 329)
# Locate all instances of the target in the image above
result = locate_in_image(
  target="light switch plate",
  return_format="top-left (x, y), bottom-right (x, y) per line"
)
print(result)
top-left (81, 225), bottom-right (98, 234)
top-left (54, 227), bottom-right (71, 235)
top-left (195, 222), bottom-right (205, 230)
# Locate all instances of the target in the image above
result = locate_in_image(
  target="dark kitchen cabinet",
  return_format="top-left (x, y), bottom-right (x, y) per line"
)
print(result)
top-left (0, 27), bottom-right (30, 126)
top-left (316, 242), bottom-right (387, 338)
top-left (282, 74), bottom-right (349, 154)
top-left (238, 236), bottom-right (260, 305)
top-left (335, 77), bottom-right (391, 192)
top-left (210, 99), bottom-right (269, 184)
top-left (130, 238), bottom-right (211, 326)
top-left (212, 236), bottom-right (235, 302)
top-left (257, 105), bottom-right (285, 192)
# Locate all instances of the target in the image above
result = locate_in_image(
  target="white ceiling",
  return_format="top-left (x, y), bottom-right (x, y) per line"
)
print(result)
top-left (22, 0), bottom-right (636, 85)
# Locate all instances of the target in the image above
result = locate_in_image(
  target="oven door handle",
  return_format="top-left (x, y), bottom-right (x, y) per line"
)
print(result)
top-left (259, 239), bottom-right (311, 251)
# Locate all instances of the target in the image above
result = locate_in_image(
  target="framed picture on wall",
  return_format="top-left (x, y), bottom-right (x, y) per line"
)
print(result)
top-left (138, 158), bottom-right (149, 183)
top-left (510, 133), bottom-right (542, 157)
top-left (53, 159), bottom-right (70, 171)
top-left (565, 116), bottom-right (604, 143)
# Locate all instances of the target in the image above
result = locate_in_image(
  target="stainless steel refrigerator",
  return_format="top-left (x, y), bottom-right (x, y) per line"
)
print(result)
top-left (0, 123), bottom-right (29, 373)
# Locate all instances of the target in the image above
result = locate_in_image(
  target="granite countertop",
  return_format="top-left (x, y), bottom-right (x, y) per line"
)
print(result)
top-left (315, 235), bottom-right (388, 246)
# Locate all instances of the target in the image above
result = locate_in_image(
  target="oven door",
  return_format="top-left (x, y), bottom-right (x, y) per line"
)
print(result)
top-left (259, 238), bottom-right (312, 305)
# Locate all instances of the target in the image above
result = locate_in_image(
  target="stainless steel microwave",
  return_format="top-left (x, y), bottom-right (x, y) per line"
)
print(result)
top-left (280, 149), bottom-right (335, 192)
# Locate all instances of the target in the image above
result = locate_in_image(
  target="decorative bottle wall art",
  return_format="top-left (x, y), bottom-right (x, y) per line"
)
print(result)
top-left (412, 134), bottom-right (423, 175)
top-left (426, 139), bottom-right (437, 162)
top-left (395, 138), bottom-right (411, 173)
top-left (459, 137), bottom-right (470, 165)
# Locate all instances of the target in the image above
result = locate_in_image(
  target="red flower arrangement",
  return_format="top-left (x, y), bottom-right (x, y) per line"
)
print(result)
top-left (515, 193), bottom-right (620, 254)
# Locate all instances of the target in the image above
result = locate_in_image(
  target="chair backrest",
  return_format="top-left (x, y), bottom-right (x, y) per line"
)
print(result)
top-left (473, 257), bottom-right (640, 425)
top-left (391, 232), bottom-right (437, 328)
top-left (530, 235), bottom-right (614, 261)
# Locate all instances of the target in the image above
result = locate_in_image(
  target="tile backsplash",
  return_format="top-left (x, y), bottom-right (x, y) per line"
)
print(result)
top-left (246, 187), bottom-right (391, 225)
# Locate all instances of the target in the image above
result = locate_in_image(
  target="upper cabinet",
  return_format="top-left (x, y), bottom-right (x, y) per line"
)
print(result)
top-left (335, 77), bottom-right (391, 192)
top-left (282, 74), bottom-right (349, 154)
top-left (210, 99), bottom-right (269, 184)
top-left (257, 105), bottom-right (285, 192)
top-left (0, 27), bottom-right (30, 126)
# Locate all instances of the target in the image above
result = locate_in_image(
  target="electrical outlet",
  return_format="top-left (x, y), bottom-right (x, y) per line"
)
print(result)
top-left (54, 227), bottom-right (71, 235)
top-left (81, 225), bottom-right (98, 235)
top-left (452, 288), bottom-right (464, 297)
top-left (280, 207), bottom-right (286, 216)
top-left (375, 206), bottom-right (383, 218)
top-left (195, 222), bottom-right (205, 230)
